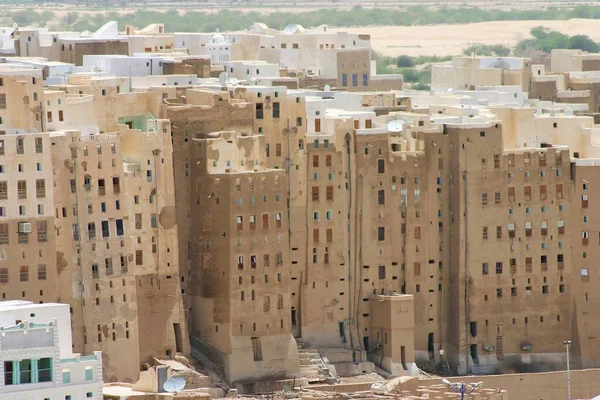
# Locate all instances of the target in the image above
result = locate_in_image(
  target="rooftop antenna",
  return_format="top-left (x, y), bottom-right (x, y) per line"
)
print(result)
top-left (387, 119), bottom-right (404, 133)
top-left (163, 376), bottom-right (186, 393)
top-left (283, 24), bottom-right (298, 35)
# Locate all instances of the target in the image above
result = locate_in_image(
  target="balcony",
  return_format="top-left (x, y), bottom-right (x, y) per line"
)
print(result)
top-left (88, 230), bottom-right (96, 240)
top-left (18, 189), bottom-right (26, 200)
top-left (98, 186), bottom-right (106, 196)
top-left (113, 185), bottom-right (120, 195)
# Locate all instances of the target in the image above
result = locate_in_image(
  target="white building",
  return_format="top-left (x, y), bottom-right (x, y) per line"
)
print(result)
top-left (0, 301), bottom-right (103, 400)
top-left (204, 33), bottom-right (231, 64)
top-left (226, 60), bottom-right (280, 82)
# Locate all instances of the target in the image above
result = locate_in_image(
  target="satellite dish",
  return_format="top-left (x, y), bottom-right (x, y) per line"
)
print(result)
top-left (163, 376), bottom-right (186, 393)
top-left (446, 88), bottom-right (453, 93)
top-left (283, 24), bottom-right (298, 35)
top-left (324, 84), bottom-right (331, 91)
top-left (12, 23), bottom-right (17, 29)
top-left (228, 78), bottom-right (240, 86)
top-left (218, 72), bottom-right (229, 86)
top-left (387, 119), bottom-right (404, 133)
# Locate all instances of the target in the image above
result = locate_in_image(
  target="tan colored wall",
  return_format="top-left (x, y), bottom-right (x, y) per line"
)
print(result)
top-left (0, 72), bottom-right (44, 132)
top-left (189, 132), bottom-right (300, 383)
top-left (51, 130), bottom-right (142, 382)
top-left (531, 79), bottom-right (558, 101)
top-left (0, 133), bottom-right (56, 303)
top-left (49, 120), bottom-right (189, 383)
top-left (571, 164), bottom-right (600, 367)
top-left (369, 295), bottom-right (415, 375)
top-left (164, 91), bottom-right (254, 317)
top-left (581, 59), bottom-right (600, 71)
top-left (59, 40), bottom-right (129, 66)
top-left (162, 59), bottom-right (211, 78)
top-left (50, 77), bottom-right (163, 134)
top-left (442, 124), bottom-right (572, 374)
top-left (336, 50), bottom-right (370, 91)
top-left (420, 369), bottom-right (600, 400)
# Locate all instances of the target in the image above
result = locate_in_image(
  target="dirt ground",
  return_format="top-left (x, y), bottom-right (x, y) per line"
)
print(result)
top-left (331, 18), bottom-right (600, 56)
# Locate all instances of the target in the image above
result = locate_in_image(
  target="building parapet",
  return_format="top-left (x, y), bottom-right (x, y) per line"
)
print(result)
top-left (79, 132), bottom-right (119, 142)
top-left (356, 127), bottom-right (388, 135)
top-left (60, 352), bottom-right (100, 364)
top-left (65, 94), bottom-right (94, 105)
top-left (575, 158), bottom-right (600, 166)
top-left (1, 321), bottom-right (55, 351)
top-left (557, 90), bottom-right (590, 98)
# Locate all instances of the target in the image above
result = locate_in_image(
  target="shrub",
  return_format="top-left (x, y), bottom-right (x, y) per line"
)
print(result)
top-left (396, 55), bottom-right (415, 68)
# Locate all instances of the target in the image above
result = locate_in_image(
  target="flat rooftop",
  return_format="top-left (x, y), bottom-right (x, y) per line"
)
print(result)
top-left (0, 300), bottom-right (66, 311)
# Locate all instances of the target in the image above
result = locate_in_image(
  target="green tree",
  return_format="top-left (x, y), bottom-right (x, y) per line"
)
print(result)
top-left (12, 11), bottom-right (31, 26)
top-left (396, 55), bottom-right (414, 68)
top-left (568, 35), bottom-right (599, 52)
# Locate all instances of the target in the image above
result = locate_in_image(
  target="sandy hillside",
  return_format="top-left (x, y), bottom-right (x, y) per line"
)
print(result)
top-left (331, 19), bottom-right (600, 56)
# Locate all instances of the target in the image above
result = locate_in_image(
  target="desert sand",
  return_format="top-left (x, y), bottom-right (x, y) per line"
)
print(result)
top-left (331, 19), bottom-right (600, 56)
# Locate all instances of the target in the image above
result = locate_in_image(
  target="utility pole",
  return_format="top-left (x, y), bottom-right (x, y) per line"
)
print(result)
top-left (564, 340), bottom-right (572, 400)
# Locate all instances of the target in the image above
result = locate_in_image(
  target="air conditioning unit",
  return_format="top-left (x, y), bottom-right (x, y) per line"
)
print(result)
top-left (18, 222), bottom-right (32, 233)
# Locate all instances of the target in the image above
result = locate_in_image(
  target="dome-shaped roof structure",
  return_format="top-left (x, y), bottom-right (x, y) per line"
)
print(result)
top-left (248, 23), bottom-right (269, 34)
top-left (209, 32), bottom-right (229, 45)
top-left (283, 24), bottom-right (305, 35)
